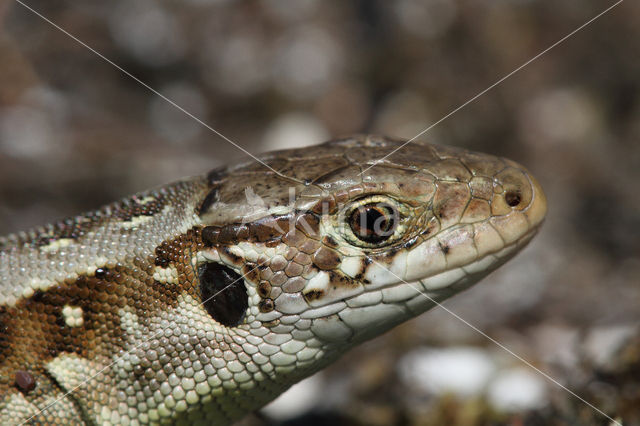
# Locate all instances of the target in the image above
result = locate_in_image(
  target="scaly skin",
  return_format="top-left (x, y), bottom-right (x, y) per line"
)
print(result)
top-left (0, 135), bottom-right (546, 425)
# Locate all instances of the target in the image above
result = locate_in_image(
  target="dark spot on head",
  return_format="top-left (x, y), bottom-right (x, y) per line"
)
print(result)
top-left (198, 262), bottom-right (248, 327)
top-left (248, 221), bottom-right (284, 242)
top-left (218, 225), bottom-right (241, 245)
top-left (154, 256), bottom-right (169, 268)
top-left (55, 314), bottom-right (67, 329)
top-left (241, 264), bottom-right (260, 284)
top-left (198, 188), bottom-right (219, 216)
top-left (296, 213), bottom-right (321, 237)
top-left (257, 282), bottom-right (271, 298)
top-left (15, 371), bottom-right (36, 394)
top-left (303, 290), bottom-right (324, 302)
top-left (505, 191), bottom-right (522, 207)
top-left (221, 247), bottom-right (242, 264)
top-left (115, 194), bottom-right (164, 221)
top-left (262, 319), bottom-right (279, 327)
top-left (322, 235), bottom-right (339, 248)
top-left (327, 270), bottom-right (354, 287)
top-left (95, 268), bottom-right (107, 279)
top-left (259, 299), bottom-right (275, 313)
top-left (32, 290), bottom-right (44, 302)
top-left (439, 242), bottom-right (450, 254)
top-left (201, 226), bottom-right (220, 247)
top-left (400, 236), bottom-right (420, 250)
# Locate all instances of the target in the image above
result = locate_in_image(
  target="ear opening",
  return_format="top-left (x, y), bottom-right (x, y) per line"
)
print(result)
top-left (197, 262), bottom-right (248, 327)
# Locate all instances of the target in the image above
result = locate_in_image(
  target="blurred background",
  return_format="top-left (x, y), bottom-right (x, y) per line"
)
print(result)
top-left (0, 0), bottom-right (639, 425)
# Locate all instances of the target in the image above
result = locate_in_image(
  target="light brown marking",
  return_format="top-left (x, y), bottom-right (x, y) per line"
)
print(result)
top-left (433, 182), bottom-right (471, 226)
top-left (312, 247), bottom-right (341, 270)
top-left (284, 262), bottom-right (304, 278)
top-left (469, 176), bottom-right (494, 200)
top-left (461, 199), bottom-right (491, 223)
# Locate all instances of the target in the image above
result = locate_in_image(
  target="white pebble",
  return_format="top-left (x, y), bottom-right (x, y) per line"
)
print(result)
top-left (398, 346), bottom-right (495, 396)
top-left (487, 368), bottom-right (547, 412)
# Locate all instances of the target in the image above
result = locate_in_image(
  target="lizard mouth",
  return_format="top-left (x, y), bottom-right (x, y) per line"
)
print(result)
top-left (300, 223), bottom-right (540, 324)
top-left (295, 225), bottom-right (542, 345)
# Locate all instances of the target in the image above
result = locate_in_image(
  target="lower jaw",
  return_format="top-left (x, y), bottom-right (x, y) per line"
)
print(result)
top-left (347, 224), bottom-right (541, 311)
top-left (314, 227), bottom-right (541, 346)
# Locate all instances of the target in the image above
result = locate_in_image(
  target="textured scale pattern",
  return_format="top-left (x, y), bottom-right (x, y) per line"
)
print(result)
top-left (0, 135), bottom-right (547, 425)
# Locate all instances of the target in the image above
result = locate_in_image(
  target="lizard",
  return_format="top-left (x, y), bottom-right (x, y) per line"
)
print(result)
top-left (0, 134), bottom-right (547, 425)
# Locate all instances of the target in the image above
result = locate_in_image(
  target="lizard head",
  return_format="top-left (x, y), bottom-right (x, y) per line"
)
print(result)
top-left (0, 135), bottom-right (545, 424)
top-left (190, 135), bottom-right (546, 412)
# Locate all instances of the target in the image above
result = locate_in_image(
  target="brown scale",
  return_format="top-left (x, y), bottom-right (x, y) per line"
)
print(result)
top-left (270, 272), bottom-right (287, 287)
top-left (282, 277), bottom-right (305, 293)
top-left (311, 246), bottom-right (341, 270)
top-left (298, 240), bottom-right (320, 255)
top-left (433, 182), bottom-right (472, 225)
top-left (282, 229), bottom-right (307, 248)
top-left (0, 271), bottom-right (127, 399)
top-left (241, 264), bottom-right (260, 284)
top-left (201, 206), bottom-right (359, 311)
top-left (202, 208), bottom-right (333, 301)
top-left (293, 252), bottom-right (312, 266)
top-left (296, 213), bottom-right (322, 237)
top-left (115, 199), bottom-right (163, 222)
top-left (284, 262), bottom-right (303, 278)
top-left (276, 156), bottom-right (351, 183)
top-left (149, 229), bottom-right (209, 319)
top-left (269, 256), bottom-right (287, 272)
top-left (256, 282), bottom-right (271, 298)
top-left (3, 182), bottom-right (194, 250)
top-left (426, 159), bottom-right (473, 183)
top-left (264, 239), bottom-right (280, 248)
top-left (32, 217), bottom-right (99, 247)
top-left (258, 299), bottom-right (274, 313)
top-left (0, 227), bottom-right (204, 402)
top-left (155, 228), bottom-right (203, 269)
top-left (202, 211), bottom-right (324, 248)
top-left (112, 185), bottom-right (195, 223)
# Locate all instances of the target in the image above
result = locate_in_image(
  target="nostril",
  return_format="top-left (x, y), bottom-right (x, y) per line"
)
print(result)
top-left (505, 191), bottom-right (522, 207)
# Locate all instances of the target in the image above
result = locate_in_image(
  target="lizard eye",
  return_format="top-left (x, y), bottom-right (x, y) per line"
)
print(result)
top-left (344, 196), bottom-right (402, 247)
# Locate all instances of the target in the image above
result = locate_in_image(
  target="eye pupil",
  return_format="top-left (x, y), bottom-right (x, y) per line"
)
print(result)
top-left (366, 208), bottom-right (385, 232)
top-left (349, 202), bottom-right (398, 244)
